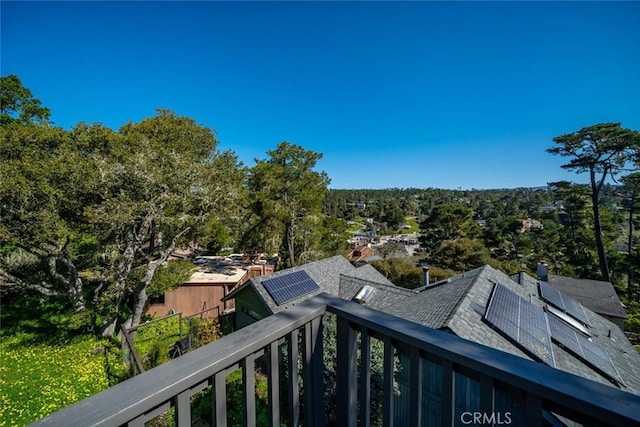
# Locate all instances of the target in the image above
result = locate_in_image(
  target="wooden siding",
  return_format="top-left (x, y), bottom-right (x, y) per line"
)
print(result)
top-left (146, 264), bottom-right (273, 318)
top-left (147, 283), bottom-right (234, 318)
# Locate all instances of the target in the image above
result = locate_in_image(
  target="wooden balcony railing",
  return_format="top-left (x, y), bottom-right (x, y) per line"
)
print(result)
top-left (31, 293), bottom-right (640, 427)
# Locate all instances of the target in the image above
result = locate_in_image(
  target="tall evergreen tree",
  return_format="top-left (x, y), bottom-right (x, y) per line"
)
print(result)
top-left (248, 142), bottom-right (330, 267)
top-left (547, 123), bottom-right (640, 281)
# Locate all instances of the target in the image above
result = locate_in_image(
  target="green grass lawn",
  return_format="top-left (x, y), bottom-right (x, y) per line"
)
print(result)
top-left (0, 333), bottom-right (113, 426)
top-left (132, 315), bottom-right (182, 369)
top-left (0, 293), bottom-right (124, 426)
top-left (403, 216), bottom-right (420, 234)
top-left (346, 219), bottom-right (365, 234)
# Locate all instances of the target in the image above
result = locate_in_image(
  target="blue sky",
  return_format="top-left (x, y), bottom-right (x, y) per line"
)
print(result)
top-left (2, 1), bottom-right (639, 189)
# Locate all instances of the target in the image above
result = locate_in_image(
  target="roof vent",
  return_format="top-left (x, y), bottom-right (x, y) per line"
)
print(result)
top-left (353, 285), bottom-right (375, 304)
top-left (537, 262), bottom-right (549, 282)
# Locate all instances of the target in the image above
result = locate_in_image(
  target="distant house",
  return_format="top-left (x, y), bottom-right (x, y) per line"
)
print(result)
top-left (474, 219), bottom-right (488, 228)
top-left (146, 254), bottom-right (274, 318)
top-left (223, 256), bottom-right (640, 397)
top-left (346, 245), bottom-right (377, 266)
top-left (520, 218), bottom-right (544, 233)
top-left (540, 201), bottom-right (564, 213)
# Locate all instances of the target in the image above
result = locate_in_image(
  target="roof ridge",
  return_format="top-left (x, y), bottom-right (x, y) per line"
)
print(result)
top-left (441, 265), bottom-right (490, 325)
top-left (339, 273), bottom-right (416, 294)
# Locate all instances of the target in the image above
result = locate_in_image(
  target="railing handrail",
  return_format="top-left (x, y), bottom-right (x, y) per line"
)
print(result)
top-left (324, 294), bottom-right (640, 426)
top-left (30, 296), bottom-right (328, 427)
top-left (30, 293), bottom-right (640, 426)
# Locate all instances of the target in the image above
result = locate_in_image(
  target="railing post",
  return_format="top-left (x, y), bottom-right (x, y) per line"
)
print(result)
top-left (337, 316), bottom-right (358, 427)
top-left (175, 390), bottom-right (191, 426)
top-left (176, 381), bottom-right (208, 426)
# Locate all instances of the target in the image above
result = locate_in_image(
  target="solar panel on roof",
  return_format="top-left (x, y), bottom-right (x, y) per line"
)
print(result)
top-left (548, 315), bottom-right (622, 386)
top-left (561, 296), bottom-right (590, 326)
top-left (263, 270), bottom-right (320, 306)
top-left (485, 284), bottom-right (556, 367)
top-left (539, 281), bottom-right (564, 308)
top-left (539, 281), bottom-right (590, 326)
top-left (546, 305), bottom-right (590, 337)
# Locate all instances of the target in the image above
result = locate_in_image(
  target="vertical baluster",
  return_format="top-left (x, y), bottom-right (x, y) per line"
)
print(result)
top-left (525, 392), bottom-right (542, 427)
top-left (304, 322), bottom-right (314, 427)
top-left (337, 316), bottom-right (358, 427)
top-left (441, 360), bottom-right (454, 427)
top-left (359, 329), bottom-right (371, 427)
top-left (288, 329), bottom-right (300, 426)
top-left (383, 337), bottom-right (394, 427)
top-left (175, 390), bottom-right (191, 426)
top-left (243, 356), bottom-right (256, 426)
top-left (267, 341), bottom-right (280, 427)
top-left (479, 374), bottom-right (494, 423)
top-left (214, 371), bottom-right (227, 427)
top-left (310, 316), bottom-right (325, 427)
top-left (409, 347), bottom-right (422, 427)
top-left (127, 402), bottom-right (171, 427)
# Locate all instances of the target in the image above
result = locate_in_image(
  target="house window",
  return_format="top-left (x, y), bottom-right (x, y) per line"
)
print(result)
top-left (241, 306), bottom-right (262, 321)
top-left (149, 293), bottom-right (165, 305)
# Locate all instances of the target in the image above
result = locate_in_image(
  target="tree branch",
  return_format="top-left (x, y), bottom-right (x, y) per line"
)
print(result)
top-left (0, 267), bottom-right (67, 297)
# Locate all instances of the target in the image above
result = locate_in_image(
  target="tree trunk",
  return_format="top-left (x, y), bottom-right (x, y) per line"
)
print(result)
top-left (125, 288), bottom-right (148, 343)
top-left (125, 227), bottom-right (190, 336)
top-left (100, 221), bottom-right (150, 337)
top-left (101, 316), bottom-right (119, 338)
top-left (590, 169), bottom-right (610, 282)
top-left (628, 190), bottom-right (636, 300)
top-left (46, 252), bottom-right (86, 312)
top-left (286, 222), bottom-right (296, 267)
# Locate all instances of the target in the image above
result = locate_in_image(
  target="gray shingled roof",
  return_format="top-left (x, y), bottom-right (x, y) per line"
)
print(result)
top-left (386, 267), bottom-right (483, 329)
top-left (413, 265), bottom-right (640, 395)
top-left (225, 255), bottom-right (394, 314)
top-left (338, 274), bottom-right (415, 312)
top-left (548, 275), bottom-right (627, 319)
top-left (224, 257), bottom-right (640, 395)
top-left (511, 272), bottom-right (627, 320)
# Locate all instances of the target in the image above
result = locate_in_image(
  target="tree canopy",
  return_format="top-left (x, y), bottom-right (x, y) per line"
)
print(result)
top-left (0, 75), bottom-right (51, 126)
top-left (547, 122), bottom-right (640, 281)
top-left (247, 142), bottom-right (330, 267)
top-left (1, 82), bottom-right (246, 336)
top-left (419, 204), bottom-right (479, 252)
